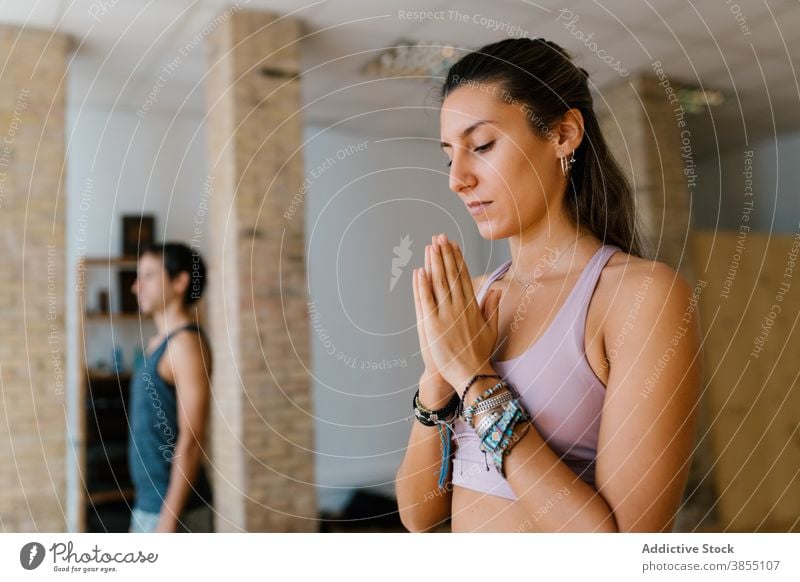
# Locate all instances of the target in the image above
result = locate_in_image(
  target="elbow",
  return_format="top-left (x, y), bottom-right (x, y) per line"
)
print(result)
top-left (174, 436), bottom-right (203, 459)
top-left (395, 467), bottom-right (443, 533)
top-left (398, 508), bottom-right (441, 533)
top-left (396, 493), bottom-right (448, 533)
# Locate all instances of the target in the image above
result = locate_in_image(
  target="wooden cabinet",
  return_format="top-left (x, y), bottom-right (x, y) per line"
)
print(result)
top-left (74, 256), bottom-right (152, 532)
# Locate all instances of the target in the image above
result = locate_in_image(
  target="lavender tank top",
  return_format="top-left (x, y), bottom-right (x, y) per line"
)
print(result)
top-left (451, 244), bottom-right (621, 500)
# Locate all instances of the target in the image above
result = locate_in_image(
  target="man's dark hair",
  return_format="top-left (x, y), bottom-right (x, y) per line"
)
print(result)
top-left (140, 242), bottom-right (206, 306)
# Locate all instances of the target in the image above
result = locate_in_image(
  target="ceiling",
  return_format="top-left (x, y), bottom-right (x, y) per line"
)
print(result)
top-left (1, 0), bottom-right (798, 154)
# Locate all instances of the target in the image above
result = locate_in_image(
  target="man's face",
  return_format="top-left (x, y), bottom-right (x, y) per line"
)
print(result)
top-left (132, 253), bottom-right (183, 315)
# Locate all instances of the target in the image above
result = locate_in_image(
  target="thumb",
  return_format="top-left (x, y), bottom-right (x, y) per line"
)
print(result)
top-left (485, 289), bottom-right (502, 332)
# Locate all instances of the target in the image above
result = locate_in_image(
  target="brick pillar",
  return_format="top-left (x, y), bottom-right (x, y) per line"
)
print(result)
top-left (0, 25), bottom-right (68, 531)
top-left (598, 72), bottom-right (695, 281)
top-left (204, 9), bottom-right (315, 531)
top-left (597, 72), bottom-right (717, 530)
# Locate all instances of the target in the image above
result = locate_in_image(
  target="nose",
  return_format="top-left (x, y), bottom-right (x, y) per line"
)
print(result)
top-left (448, 151), bottom-right (477, 194)
top-left (131, 278), bottom-right (139, 295)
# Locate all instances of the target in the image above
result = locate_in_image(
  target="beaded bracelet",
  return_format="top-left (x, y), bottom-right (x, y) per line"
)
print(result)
top-left (481, 399), bottom-right (523, 452)
top-left (413, 390), bottom-right (459, 427)
top-left (464, 390), bottom-right (514, 429)
top-left (491, 420), bottom-right (531, 477)
top-left (475, 410), bottom-right (503, 439)
top-left (478, 397), bottom-right (532, 476)
top-left (458, 374), bottom-right (502, 417)
top-left (461, 379), bottom-right (508, 426)
top-left (412, 389), bottom-right (460, 489)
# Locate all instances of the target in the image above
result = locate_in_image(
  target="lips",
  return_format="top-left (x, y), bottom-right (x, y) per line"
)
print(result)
top-left (466, 200), bottom-right (493, 216)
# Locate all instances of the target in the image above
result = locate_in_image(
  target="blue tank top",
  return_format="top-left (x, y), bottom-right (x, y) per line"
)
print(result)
top-left (128, 323), bottom-right (213, 513)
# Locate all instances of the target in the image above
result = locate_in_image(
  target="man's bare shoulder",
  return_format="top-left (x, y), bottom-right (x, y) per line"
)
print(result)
top-left (159, 327), bottom-right (212, 384)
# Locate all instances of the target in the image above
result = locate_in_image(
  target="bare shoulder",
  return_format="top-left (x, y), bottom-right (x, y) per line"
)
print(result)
top-left (598, 251), bottom-right (697, 339)
top-left (602, 251), bottom-right (693, 300)
top-left (159, 328), bottom-right (212, 383)
top-left (166, 330), bottom-right (207, 358)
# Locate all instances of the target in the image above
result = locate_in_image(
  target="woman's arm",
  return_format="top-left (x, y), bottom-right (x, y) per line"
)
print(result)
top-left (396, 264), bottom-right (488, 532)
top-left (395, 373), bottom-right (455, 532)
top-left (462, 262), bottom-right (702, 532)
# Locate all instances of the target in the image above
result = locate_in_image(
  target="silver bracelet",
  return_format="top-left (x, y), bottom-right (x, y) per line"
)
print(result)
top-left (475, 410), bottom-right (502, 440)
top-left (467, 390), bottom-right (514, 426)
top-left (461, 380), bottom-right (508, 425)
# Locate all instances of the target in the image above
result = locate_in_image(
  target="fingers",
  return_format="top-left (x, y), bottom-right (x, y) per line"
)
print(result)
top-left (425, 234), bottom-right (474, 310)
top-left (450, 241), bottom-right (475, 302)
top-left (425, 239), bottom-right (432, 277)
top-left (412, 269), bottom-right (430, 349)
top-left (438, 237), bottom-right (462, 306)
top-left (416, 266), bottom-right (437, 317)
top-left (429, 237), bottom-right (449, 306)
top-left (412, 268), bottom-right (422, 323)
top-left (481, 288), bottom-right (493, 320)
top-left (489, 289), bottom-right (503, 334)
top-left (484, 288), bottom-right (501, 318)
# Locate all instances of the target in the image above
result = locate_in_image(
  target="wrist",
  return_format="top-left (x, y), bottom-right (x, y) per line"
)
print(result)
top-left (454, 364), bottom-right (500, 402)
top-left (157, 513), bottom-right (178, 532)
top-left (418, 372), bottom-right (454, 410)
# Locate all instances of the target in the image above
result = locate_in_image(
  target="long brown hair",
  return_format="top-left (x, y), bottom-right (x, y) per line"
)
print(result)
top-left (440, 37), bottom-right (647, 258)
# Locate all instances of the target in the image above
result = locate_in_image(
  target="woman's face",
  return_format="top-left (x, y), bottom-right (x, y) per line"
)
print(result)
top-left (440, 82), bottom-right (567, 240)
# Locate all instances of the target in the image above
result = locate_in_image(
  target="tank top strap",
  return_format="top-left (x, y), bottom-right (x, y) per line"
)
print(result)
top-left (569, 245), bottom-right (621, 341)
top-left (147, 323), bottom-right (204, 362)
top-left (476, 259), bottom-right (513, 304)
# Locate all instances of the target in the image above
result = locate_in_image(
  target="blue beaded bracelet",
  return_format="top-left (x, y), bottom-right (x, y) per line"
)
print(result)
top-left (478, 398), bottom-right (531, 475)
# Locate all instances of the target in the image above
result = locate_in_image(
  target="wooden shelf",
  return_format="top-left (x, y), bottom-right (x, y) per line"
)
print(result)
top-left (88, 487), bottom-right (135, 505)
top-left (75, 254), bottom-right (147, 531)
top-left (84, 312), bottom-right (142, 321)
top-left (87, 370), bottom-right (132, 382)
top-left (81, 256), bottom-right (139, 268)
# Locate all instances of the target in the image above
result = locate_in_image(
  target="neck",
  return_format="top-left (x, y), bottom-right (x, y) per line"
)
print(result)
top-left (506, 208), bottom-right (594, 281)
top-left (152, 302), bottom-right (192, 336)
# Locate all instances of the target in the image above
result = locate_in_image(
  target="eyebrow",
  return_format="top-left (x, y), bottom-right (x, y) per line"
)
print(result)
top-left (440, 119), bottom-right (495, 149)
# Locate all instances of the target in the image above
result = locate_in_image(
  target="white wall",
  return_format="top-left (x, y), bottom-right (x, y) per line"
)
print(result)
top-left (303, 125), bottom-right (503, 511)
top-left (64, 103), bottom-right (209, 530)
top-left (694, 129), bottom-right (800, 233)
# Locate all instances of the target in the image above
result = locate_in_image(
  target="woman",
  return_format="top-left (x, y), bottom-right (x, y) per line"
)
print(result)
top-left (395, 38), bottom-right (702, 532)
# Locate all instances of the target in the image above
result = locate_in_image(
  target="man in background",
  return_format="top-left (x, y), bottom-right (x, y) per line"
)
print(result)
top-left (128, 242), bottom-right (214, 533)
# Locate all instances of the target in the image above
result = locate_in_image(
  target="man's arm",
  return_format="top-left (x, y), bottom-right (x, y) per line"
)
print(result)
top-left (156, 331), bottom-right (212, 532)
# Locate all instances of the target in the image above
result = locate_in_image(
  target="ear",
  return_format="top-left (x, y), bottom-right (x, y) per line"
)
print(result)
top-left (172, 271), bottom-right (190, 301)
top-left (552, 108), bottom-right (584, 154)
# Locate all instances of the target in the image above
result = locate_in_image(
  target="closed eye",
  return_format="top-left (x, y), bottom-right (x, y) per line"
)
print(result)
top-left (474, 140), bottom-right (496, 153)
top-left (446, 141), bottom-right (496, 168)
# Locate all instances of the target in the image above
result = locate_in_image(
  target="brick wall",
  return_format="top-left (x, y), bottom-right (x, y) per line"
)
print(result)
top-left (598, 72), bottom-right (696, 281)
top-left (0, 25), bottom-right (68, 532)
top-left (204, 9), bottom-right (316, 532)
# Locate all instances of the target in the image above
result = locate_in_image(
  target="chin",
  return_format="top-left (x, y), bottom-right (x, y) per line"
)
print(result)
top-left (475, 219), bottom-right (511, 241)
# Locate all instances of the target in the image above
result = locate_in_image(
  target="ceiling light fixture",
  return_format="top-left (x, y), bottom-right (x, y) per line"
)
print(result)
top-left (361, 39), bottom-right (466, 79)
top-left (677, 86), bottom-right (727, 114)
